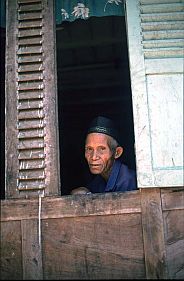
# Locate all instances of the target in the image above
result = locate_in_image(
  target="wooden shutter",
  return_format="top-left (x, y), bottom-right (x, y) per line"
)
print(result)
top-left (5, 0), bottom-right (60, 198)
top-left (125, 0), bottom-right (184, 187)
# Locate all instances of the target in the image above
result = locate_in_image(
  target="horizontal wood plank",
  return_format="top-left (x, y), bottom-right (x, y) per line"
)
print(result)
top-left (0, 191), bottom-right (141, 221)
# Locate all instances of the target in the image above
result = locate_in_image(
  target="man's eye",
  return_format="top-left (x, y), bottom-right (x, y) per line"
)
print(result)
top-left (99, 147), bottom-right (106, 152)
top-left (85, 147), bottom-right (92, 152)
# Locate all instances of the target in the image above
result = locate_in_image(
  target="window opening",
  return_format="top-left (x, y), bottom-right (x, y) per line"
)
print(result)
top-left (56, 15), bottom-right (137, 195)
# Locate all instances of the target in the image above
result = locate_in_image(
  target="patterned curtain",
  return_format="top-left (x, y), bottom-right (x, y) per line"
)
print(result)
top-left (55, 0), bottom-right (125, 25)
top-left (0, 0), bottom-right (125, 27)
top-left (0, 0), bottom-right (6, 27)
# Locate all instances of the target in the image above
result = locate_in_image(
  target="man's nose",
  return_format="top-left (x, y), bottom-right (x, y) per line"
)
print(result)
top-left (91, 150), bottom-right (99, 160)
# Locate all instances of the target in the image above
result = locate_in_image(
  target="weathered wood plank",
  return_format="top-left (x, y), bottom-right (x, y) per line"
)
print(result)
top-left (18, 73), bottom-right (43, 82)
top-left (42, 214), bottom-right (145, 279)
top-left (17, 119), bottom-right (45, 130)
top-left (18, 3), bottom-right (42, 12)
top-left (141, 188), bottom-right (168, 279)
top-left (18, 36), bottom-right (43, 46)
top-left (0, 221), bottom-right (23, 280)
top-left (0, 191), bottom-right (141, 221)
top-left (163, 207), bottom-right (184, 279)
top-left (21, 219), bottom-right (43, 280)
top-left (18, 11), bottom-right (42, 21)
top-left (18, 109), bottom-right (44, 120)
top-left (18, 147), bottom-right (45, 159)
top-left (18, 54), bottom-right (43, 64)
top-left (17, 45), bottom-right (43, 54)
top-left (161, 188), bottom-right (184, 278)
top-left (19, 169), bottom-right (45, 179)
top-left (18, 19), bottom-right (42, 29)
top-left (18, 82), bottom-right (44, 91)
top-left (161, 187), bottom-right (184, 210)
top-left (18, 91), bottom-right (44, 100)
top-left (18, 64), bottom-right (44, 73)
top-left (19, 159), bottom-right (46, 170)
top-left (5, 0), bottom-right (20, 197)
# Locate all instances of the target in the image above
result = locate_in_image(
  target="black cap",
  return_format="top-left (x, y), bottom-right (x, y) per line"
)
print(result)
top-left (87, 116), bottom-right (120, 144)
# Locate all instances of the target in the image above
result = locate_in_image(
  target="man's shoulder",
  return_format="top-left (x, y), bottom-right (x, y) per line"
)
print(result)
top-left (117, 161), bottom-right (137, 191)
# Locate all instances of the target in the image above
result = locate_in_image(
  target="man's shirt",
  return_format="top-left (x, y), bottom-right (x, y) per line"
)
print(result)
top-left (87, 160), bottom-right (137, 193)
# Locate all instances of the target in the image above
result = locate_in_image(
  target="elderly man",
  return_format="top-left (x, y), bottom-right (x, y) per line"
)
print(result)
top-left (71, 116), bottom-right (137, 194)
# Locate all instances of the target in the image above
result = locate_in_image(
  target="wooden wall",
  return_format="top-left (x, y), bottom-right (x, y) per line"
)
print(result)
top-left (1, 187), bottom-right (184, 280)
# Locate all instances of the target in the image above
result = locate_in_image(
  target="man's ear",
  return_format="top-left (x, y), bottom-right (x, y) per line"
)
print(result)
top-left (115, 146), bottom-right (123, 159)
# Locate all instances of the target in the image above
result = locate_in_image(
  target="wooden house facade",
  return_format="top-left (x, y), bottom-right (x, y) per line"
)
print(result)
top-left (1, 0), bottom-right (184, 279)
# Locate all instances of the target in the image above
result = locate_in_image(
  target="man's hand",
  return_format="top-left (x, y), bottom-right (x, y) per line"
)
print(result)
top-left (71, 187), bottom-right (91, 195)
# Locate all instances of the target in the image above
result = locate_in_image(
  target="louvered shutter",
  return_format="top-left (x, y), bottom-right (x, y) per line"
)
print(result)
top-left (125, 0), bottom-right (184, 187)
top-left (5, 0), bottom-right (60, 198)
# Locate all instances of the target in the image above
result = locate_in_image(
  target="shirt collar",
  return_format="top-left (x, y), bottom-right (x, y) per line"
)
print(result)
top-left (105, 160), bottom-right (121, 192)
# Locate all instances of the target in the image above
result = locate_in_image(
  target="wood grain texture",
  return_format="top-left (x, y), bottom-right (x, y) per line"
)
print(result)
top-left (163, 208), bottom-right (184, 279)
top-left (5, 0), bottom-right (20, 198)
top-left (21, 219), bottom-right (43, 280)
top-left (141, 188), bottom-right (168, 279)
top-left (0, 221), bottom-right (23, 280)
top-left (42, 214), bottom-right (145, 279)
top-left (0, 191), bottom-right (141, 222)
top-left (161, 187), bottom-right (184, 210)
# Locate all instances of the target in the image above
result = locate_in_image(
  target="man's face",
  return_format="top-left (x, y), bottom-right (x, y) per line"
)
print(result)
top-left (85, 133), bottom-right (115, 180)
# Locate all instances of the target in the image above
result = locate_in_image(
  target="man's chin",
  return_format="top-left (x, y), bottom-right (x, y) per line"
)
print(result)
top-left (89, 168), bottom-right (101, 174)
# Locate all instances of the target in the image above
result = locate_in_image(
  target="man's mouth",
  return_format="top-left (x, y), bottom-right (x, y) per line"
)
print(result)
top-left (89, 164), bottom-right (101, 170)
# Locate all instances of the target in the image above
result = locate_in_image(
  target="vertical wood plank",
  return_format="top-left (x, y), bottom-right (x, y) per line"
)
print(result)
top-left (141, 188), bottom-right (168, 279)
top-left (42, 0), bottom-right (60, 195)
top-left (5, 0), bottom-right (20, 198)
top-left (21, 219), bottom-right (43, 280)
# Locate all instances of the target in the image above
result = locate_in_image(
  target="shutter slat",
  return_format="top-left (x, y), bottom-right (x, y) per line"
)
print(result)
top-left (18, 148), bottom-right (45, 159)
top-left (18, 129), bottom-right (44, 139)
top-left (18, 119), bottom-right (45, 130)
top-left (17, 45), bottom-right (43, 54)
top-left (18, 37), bottom-right (43, 46)
top-left (140, 3), bottom-right (184, 14)
top-left (141, 21), bottom-right (184, 31)
top-left (18, 19), bottom-right (42, 29)
top-left (18, 4), bottom-right (42, 12)
top-left (18, 91), bottom-right (44, 100)
top-left (144, 48), bottom-right (184, 58)
top-left (142, 30), bottom-right (184, 40)
top-left (18, 64), bottom-right (44, 72)
top-left (18, 73), bottom-right (43, 82)
top-left (19, 171), bottom-right (45, 180)
top-left (141, 12), bottom-right (184, 22)
top-left (18, 100), bottom-right (43, 110)
top-left (19, 159), bottom-right (45, 170)
top-left (18, 0), bottom-right (42, 4)
top-left (18, 12), bottom-right (42, 21)
top-left (17, 183), bottom-right (46, 191)
top-left (140, 0), bottom-right (183, 4)
top-left (18, 29), bottom-right (43, 38)
top-left (18, 82), bottom-right (44, 91)
top-left (18, 54), bottom-right (43, 63)
top-left (142, 39), bottom-right (184, 48)
top-left (18, 139), bottom-right (45, 150)
top-left (18, 109), bottom-right (44, 120)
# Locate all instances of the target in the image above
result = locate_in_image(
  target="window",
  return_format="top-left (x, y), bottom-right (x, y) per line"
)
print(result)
top-left (56, 15), bottom-right (137, 195)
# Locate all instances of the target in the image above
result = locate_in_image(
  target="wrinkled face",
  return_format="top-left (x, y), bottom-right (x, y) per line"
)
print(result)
top-left (85, 133), bottom-right (116, 180)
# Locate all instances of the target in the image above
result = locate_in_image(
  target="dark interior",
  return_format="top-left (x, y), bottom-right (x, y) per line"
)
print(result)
top-left (56, 16), bottom-right (137, 195)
